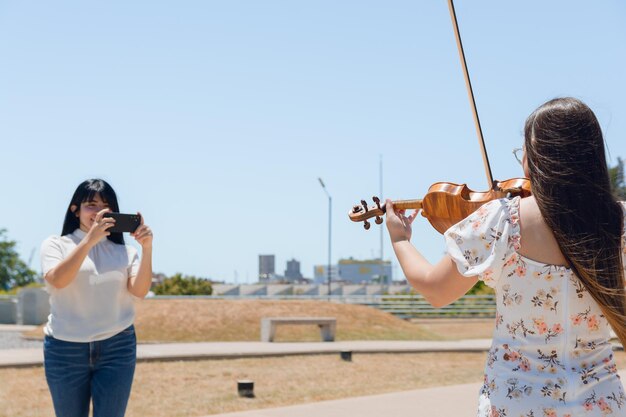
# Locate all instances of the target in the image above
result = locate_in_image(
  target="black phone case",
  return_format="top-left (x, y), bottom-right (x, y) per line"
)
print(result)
top-left (103, 213), bottom-right (141, 233)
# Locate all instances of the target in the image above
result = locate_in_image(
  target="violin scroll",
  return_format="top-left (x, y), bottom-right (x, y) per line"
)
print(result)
top-left (349, 196), bottom-right (387, 225)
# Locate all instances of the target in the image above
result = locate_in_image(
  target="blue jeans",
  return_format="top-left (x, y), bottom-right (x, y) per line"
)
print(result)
top-left (44, 325), bottom-right (137, 417)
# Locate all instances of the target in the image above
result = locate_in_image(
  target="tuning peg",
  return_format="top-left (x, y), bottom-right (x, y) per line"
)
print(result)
top-left (373, 196), bottom-right (381, 209)
top-left (360, 200), bottom-right (369, 212)
top-left (375, 216), bottom-right (383, 225)
top-left (363, 220), bottom-right (371, 230)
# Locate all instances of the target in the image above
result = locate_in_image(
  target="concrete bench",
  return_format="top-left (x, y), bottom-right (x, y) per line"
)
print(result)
top-left (261, 317), bottom-right (336, 342)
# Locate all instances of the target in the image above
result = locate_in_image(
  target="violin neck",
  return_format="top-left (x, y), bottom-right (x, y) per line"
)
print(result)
top-left (391, 199), bottom-right (423, 210)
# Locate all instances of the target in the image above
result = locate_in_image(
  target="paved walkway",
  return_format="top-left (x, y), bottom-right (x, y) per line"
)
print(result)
top-left (0, 339), bottom-right (493, 367)
top-left (0, 324), bottom-right (38, 332)
top-left (203, 383), bottom-right (484, 417)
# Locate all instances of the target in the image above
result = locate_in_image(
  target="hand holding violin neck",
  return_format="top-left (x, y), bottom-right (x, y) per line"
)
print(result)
top-left (349, 197), bottom-right (423, 230)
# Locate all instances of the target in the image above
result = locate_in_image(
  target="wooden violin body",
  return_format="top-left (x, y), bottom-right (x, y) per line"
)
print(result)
top-left (349, 178), bottom-right (531, 234)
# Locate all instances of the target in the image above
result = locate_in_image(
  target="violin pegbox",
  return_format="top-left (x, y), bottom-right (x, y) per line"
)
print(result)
top-left (349, 196), bottom-right (386, 230)
top-left (372, 197), bottom-right (384, 224)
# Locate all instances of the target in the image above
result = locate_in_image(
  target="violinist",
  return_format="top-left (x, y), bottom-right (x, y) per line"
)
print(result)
top-left (386, 97), bottom-right (626, 416)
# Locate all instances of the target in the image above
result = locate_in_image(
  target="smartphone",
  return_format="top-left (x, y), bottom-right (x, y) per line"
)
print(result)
top-left (103, 213), bottom-right (141, 233)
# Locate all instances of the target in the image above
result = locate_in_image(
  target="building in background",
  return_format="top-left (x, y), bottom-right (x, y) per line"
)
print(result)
top-left (313, 264), bottom-right (340, 284)
top-left (258, 254), bottom-right (275, 282)
top-left (284, 258), bottom-right (303, 281)
top-left (313, 258), bottom-right (392, 284)
top-left (151, 272), bottom-right (168, 289)
top-left (339, 258), bottom-right (392, 284)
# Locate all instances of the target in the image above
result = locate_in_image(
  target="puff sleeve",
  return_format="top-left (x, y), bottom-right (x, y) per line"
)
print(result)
top-left (126, 245), bottom-right (140, 278)
top-left (40, 235), bottom-right (65, 276)
top-left (444, 198), bottom-right (520, 288)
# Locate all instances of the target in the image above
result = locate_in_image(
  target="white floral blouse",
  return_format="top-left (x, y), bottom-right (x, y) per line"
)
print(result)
top-left (445, 197), bottom-right (626, 417)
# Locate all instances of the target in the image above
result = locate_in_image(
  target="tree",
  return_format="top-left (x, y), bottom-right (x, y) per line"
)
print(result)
top-left (0, 229), bottom-right (38, 291)
top-left (467, 280), bottom-right (494, 295)
top-left (153, 273), bottom-right (213, 295)
top-left (609, 157), bottom-right (626, 200)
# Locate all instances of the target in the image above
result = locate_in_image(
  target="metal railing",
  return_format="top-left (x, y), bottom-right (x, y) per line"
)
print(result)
top-left (349, 294), bottom-right (496, 318)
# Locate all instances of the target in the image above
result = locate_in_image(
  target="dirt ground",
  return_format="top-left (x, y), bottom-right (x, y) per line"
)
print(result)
top-left (0, 352), bottom-right (488, 417)
top-left (4, 351), bottom-right (626, 417)
top-left (410, 318), bottom-right (496, 340)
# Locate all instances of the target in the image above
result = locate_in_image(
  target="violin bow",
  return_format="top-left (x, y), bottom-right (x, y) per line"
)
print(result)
top-left (349, 1), bottom-right (524, 231)
top-left (447, 0), bottom-right (494, 190)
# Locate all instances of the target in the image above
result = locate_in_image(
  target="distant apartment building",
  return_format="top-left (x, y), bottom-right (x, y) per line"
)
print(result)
top-left (313, 264), bottom-right (340, 284)
top-left (313, 258), bottom-right (392, 284)
top-left (339, 258), bottom-right (392, 284)
top-left (150, 272), bottom-right (168, 289)
top-left (258, 254), bottom-right (275, 282)
top-left (284, 258), bottom-right (303, 281)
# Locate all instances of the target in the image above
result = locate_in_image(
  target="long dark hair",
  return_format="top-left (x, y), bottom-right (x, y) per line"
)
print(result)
top-left (62, 179), bottom-right (125, 245)
top-left (524, 97), bottom-right (625, 346)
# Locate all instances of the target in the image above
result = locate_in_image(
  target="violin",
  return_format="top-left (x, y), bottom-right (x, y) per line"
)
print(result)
top-left (348, 0), bottom-right (531, 234)
top-left (349, 179), bottom-right (531, 233)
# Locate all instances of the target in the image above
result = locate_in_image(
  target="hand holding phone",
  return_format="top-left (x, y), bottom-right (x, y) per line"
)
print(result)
top-left (103, 213), bottom-right (141, 233)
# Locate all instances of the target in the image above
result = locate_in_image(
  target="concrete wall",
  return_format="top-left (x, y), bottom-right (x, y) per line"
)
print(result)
top-left (239, 285), bottom-right (267, 296)
top-left (386, 285), bottom-right (413, 294)
top-left (292, 285), bottom-right (319, 296)
top-left (212, 285), bottom-right (240, 296)
top-left (267, 285), bottom-right (293, 296)
top-left (343, 285), bottom-right (367, 296)
top-left (18, 288), bottom-right (49, 325)
top-left (317, 283), bottom-right (344, 296)
top-left (0, 297), bottom-right (18, 324)
top-left (210, 284), bottom-right (413, 297)
top-left (365, 285), bottom-right (384, 295)
top-left (0, 288), bottom-right (50, 325)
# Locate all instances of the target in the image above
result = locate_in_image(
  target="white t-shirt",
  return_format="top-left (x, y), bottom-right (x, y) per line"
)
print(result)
top-left (40, 228), bottom-right (140, 342)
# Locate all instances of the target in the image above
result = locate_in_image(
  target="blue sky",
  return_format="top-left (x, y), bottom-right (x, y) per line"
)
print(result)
top-left (1, 1), bottom-right (625, 283)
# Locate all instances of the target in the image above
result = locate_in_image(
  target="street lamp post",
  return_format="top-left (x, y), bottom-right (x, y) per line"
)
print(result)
top-left (318, 178), bottom-right (332, 298)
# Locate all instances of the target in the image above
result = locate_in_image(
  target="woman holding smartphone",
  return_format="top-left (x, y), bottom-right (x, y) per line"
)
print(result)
top-left (40, 178), bottom-right (153, 417)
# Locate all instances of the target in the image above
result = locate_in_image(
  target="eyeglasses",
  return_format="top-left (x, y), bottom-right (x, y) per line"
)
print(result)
top-left (513, 148), bottom-right (524, 166)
